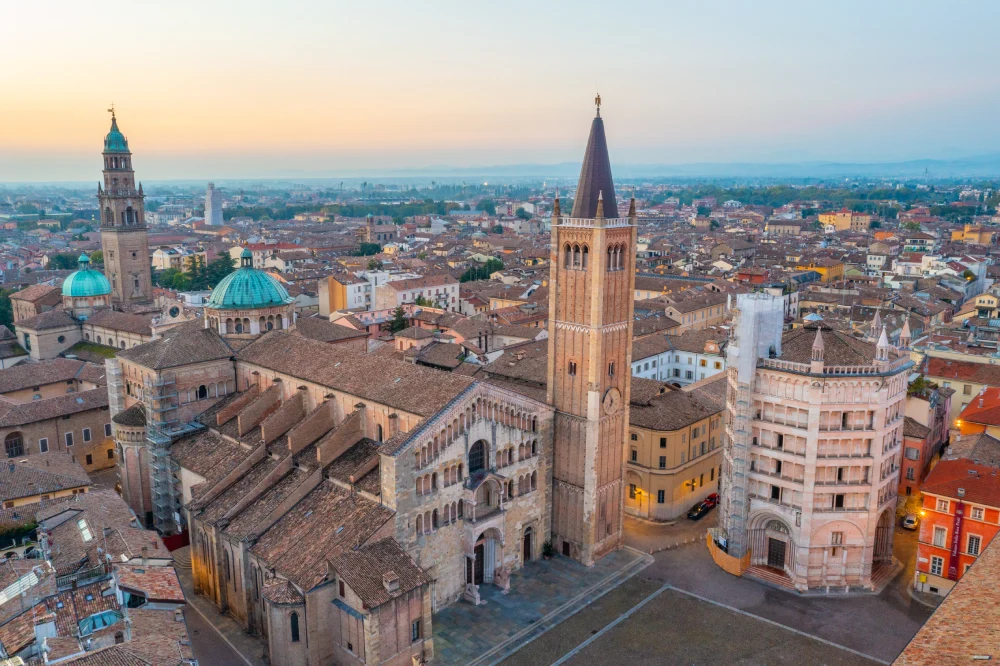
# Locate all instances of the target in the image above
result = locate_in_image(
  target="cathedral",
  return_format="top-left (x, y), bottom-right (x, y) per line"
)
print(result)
top-left (111, 100), bottom-right (637, 666)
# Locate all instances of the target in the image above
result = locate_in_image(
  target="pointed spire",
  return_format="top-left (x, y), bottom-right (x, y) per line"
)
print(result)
top-left (552, 191), bottom-right (561, 219)
top-left (595, 190), bottom-right (605, 218)
top-left (571, 101), bottom-right (617, 219)
top-left (870, 308), bottom-right (882, 340)
top-left (628, 191), bottom-right (636, 218)
top-left (811, 327), bottom-right (825, 362)
top-left (899, 318), bottom-right (912, 347)
top-left (876, 325), bottom-right (890, 362)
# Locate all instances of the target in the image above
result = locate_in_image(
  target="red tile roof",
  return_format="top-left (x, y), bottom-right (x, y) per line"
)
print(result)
top-left (921, 458), bottom-right (1000, 508)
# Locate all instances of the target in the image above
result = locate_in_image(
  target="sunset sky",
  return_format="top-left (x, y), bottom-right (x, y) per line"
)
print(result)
top-left (2, 1), bottom-right (999, 181)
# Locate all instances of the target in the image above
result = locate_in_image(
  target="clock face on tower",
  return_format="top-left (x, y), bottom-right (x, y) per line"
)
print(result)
top-left (603, 387), bottom-right (622, 415)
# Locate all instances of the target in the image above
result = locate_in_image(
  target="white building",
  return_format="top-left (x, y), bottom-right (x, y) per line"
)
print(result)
top-left (205, 182), bottom-right (223, 226)
top-left (632, 329), bottom-right (727, 385)
top-left (713, 294), bottom-right (911, 592)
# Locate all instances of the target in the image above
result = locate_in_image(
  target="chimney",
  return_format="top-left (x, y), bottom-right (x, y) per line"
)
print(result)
top-left (388, 413), bottom-right (399, 437)
top-left (382, 571), bottom-right (399, 594)
top-left (957, 488), bottom-right (966, 498)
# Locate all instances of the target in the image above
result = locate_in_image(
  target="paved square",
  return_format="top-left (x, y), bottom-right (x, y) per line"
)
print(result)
top-left (432, 549), bottom-right (648, 665)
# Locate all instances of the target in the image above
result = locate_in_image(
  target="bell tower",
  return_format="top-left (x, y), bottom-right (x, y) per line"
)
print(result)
top-left (98, 109), bottom-right (152, 305)
top-left (546, 98), bottom-right (637, 565)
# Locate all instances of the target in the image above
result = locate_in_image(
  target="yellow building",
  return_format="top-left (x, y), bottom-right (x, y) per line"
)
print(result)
top-left (0, 452), bottom-right (90, 509)
top-left (796, 259), bottom-right (844, 283)
top-left (624, 376), bottom-right (725, 520)
top-left (818, 209), bottom-right (871, 232)
top-left (951, 224), bottom-right (995, 245)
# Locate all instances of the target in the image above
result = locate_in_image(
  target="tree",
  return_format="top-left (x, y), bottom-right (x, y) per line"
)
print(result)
top-left (414, 295), bottom-right (430, 307)
top-left (515, 207), bottom-right (531, 220)
top-left (354, 243), bottom-right (382, 257)
top-left (709, 220), bottom-right (720, 230)
top-left (460, 257), bottom-right (503, 282)
top-left (492, 225), bottom-right (504, 234)
top-left (47, 253), bottom-right (78, 270)
top-left (367, 259), bottom-right (383, 271)
top-left (89, 250), bottom-right (103, 265)
top-left (478, 199), bottom-right (497, 215)
top-left (696, 206), bottom-right (712, 217)
top-left (0, 287), bottom-right (14, 330)
top-left (388, 306), bottom-right (408, 333)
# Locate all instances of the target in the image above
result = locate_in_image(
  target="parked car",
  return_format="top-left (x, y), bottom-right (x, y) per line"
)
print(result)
top-left (703, 493), bottom-right (719, 508)
top-left (687, 500), bottom-right (715, 521)
top-left (902, 514), bottom-right (919, 530)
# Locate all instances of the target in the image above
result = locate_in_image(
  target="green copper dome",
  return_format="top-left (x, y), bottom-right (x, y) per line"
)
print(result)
top-left (62, 255), bottom-right (112, 297)
top-left (205, 253), bottom-right (294, 310)
top-left (104, 114), bottom-right (130, 153)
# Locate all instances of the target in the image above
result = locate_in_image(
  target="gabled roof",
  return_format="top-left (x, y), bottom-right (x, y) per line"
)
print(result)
top-left (0, 452), bottom-right (90, 502)
top-left (117, 321), bottom-right (234, 370)
top-left (329, 537), bottom-right (429, 609)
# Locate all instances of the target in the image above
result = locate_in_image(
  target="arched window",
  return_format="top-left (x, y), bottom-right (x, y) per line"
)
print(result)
top-left (416, 514), bottom-right (423, 534)
top-left (120, 340), bottom-right (126, 349)
top-left (198, 385), bottom-right (208, 400)
top-left (564, 244), bottom-right (572, 267)
top-left (290, 611), bottom-right (300, 643)
top-left (4, 432), bottom-right (24, 458)
top-left (432, 509), bottom-right (438, 528)
top-left (572, 244), bottom-right (581, 268)
top-left (431, 472), bottom-right (437, 490)
top-left (531, 471), bottom-right (537, 491)
top-left (607, 246), bottom-right (613, 270)
top-left (376, 424), bottom-right (383, 442)
top-left (581, 245), bottom-right (589, 269)
top-left (235, 321), bottom-right (244, 334)
top-left (469, 440), bottom-right (486, 474)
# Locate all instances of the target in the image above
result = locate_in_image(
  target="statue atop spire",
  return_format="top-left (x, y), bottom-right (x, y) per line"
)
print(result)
top-left (595, 92), bottom-right (601, 117)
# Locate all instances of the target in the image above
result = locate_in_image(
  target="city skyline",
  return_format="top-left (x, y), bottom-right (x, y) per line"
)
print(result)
top-left (3, 1), bottom-right (1000, 181)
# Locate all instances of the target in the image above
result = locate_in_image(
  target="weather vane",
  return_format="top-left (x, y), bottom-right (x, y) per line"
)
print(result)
top-left (595, 93), bottom-right (601, 116)
top-left (107, 103), bottom-right (115, 119)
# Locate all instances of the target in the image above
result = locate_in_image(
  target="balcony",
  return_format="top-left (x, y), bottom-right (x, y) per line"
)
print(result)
top-left (750, 495), bottom-right (802, 512)
top-left (750, 468), bottom-right (804, 485)
top-left (813, 504), bottom-right (869, 514)
top-left (814, 479), bottom-right (871, 487)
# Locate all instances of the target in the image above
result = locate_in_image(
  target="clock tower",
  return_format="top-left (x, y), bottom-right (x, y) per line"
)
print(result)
top-left (547, 98), bottom-right (637, 565)
top-left (98, 109), bottom-right (153, 305)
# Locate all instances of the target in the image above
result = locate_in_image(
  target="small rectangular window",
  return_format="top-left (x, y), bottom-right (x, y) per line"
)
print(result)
top-left (83, 428), bottom-right (91, 443)
top-left (659, 456), bottom-right (666, 469)
top-left (630, 449), bottom-right (637, 462)
top-left (933, 527), bottom-right (947, 548)
top-left (412, 619), bottom-right (421, 642)
top-left (105, 423), bottom-right (112, 437)
top-left (630, 433), bottom-right (638, 441)
top-left (86, 454), bottom-right (93, 465)
top-left (936, 498), bottom-right (949, 513)
top-left (930, 556), bottom-right (944, 576)
top-left (107, 449), bottom-right (114, 460)
top-left (660, 437), bottom-right (666, 448)
top-left (968, 534), bottom-right (982, 556)
top-left (39, 438), bottom-right (49, 453)
top-left (65, 432), bottom-right (74, 447)
top-left (834, 493), bottom-right (844, 508)
top-left (339, 580), bottom-right (345, 597)
top-left (657, 489), bottom-right (665, 504)
top-left (971, 507), bottom-right (984, 521)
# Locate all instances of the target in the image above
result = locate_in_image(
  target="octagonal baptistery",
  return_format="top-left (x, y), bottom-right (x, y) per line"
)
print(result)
top-left (204, 249), bottom-right (295, 337)
top-left (62, 254), bottom-right (112, 318)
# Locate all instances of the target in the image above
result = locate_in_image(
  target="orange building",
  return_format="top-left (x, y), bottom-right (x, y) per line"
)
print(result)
top-left (956, 386), bottom-right (1000, 438)
top-left (914, 433), bottom-right (1000, 597)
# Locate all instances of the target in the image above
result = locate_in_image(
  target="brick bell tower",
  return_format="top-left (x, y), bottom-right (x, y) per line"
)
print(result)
top-left (547, 96), bottom-right (637, 565)
top-left (98, 108), bottom-right (153, 305)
